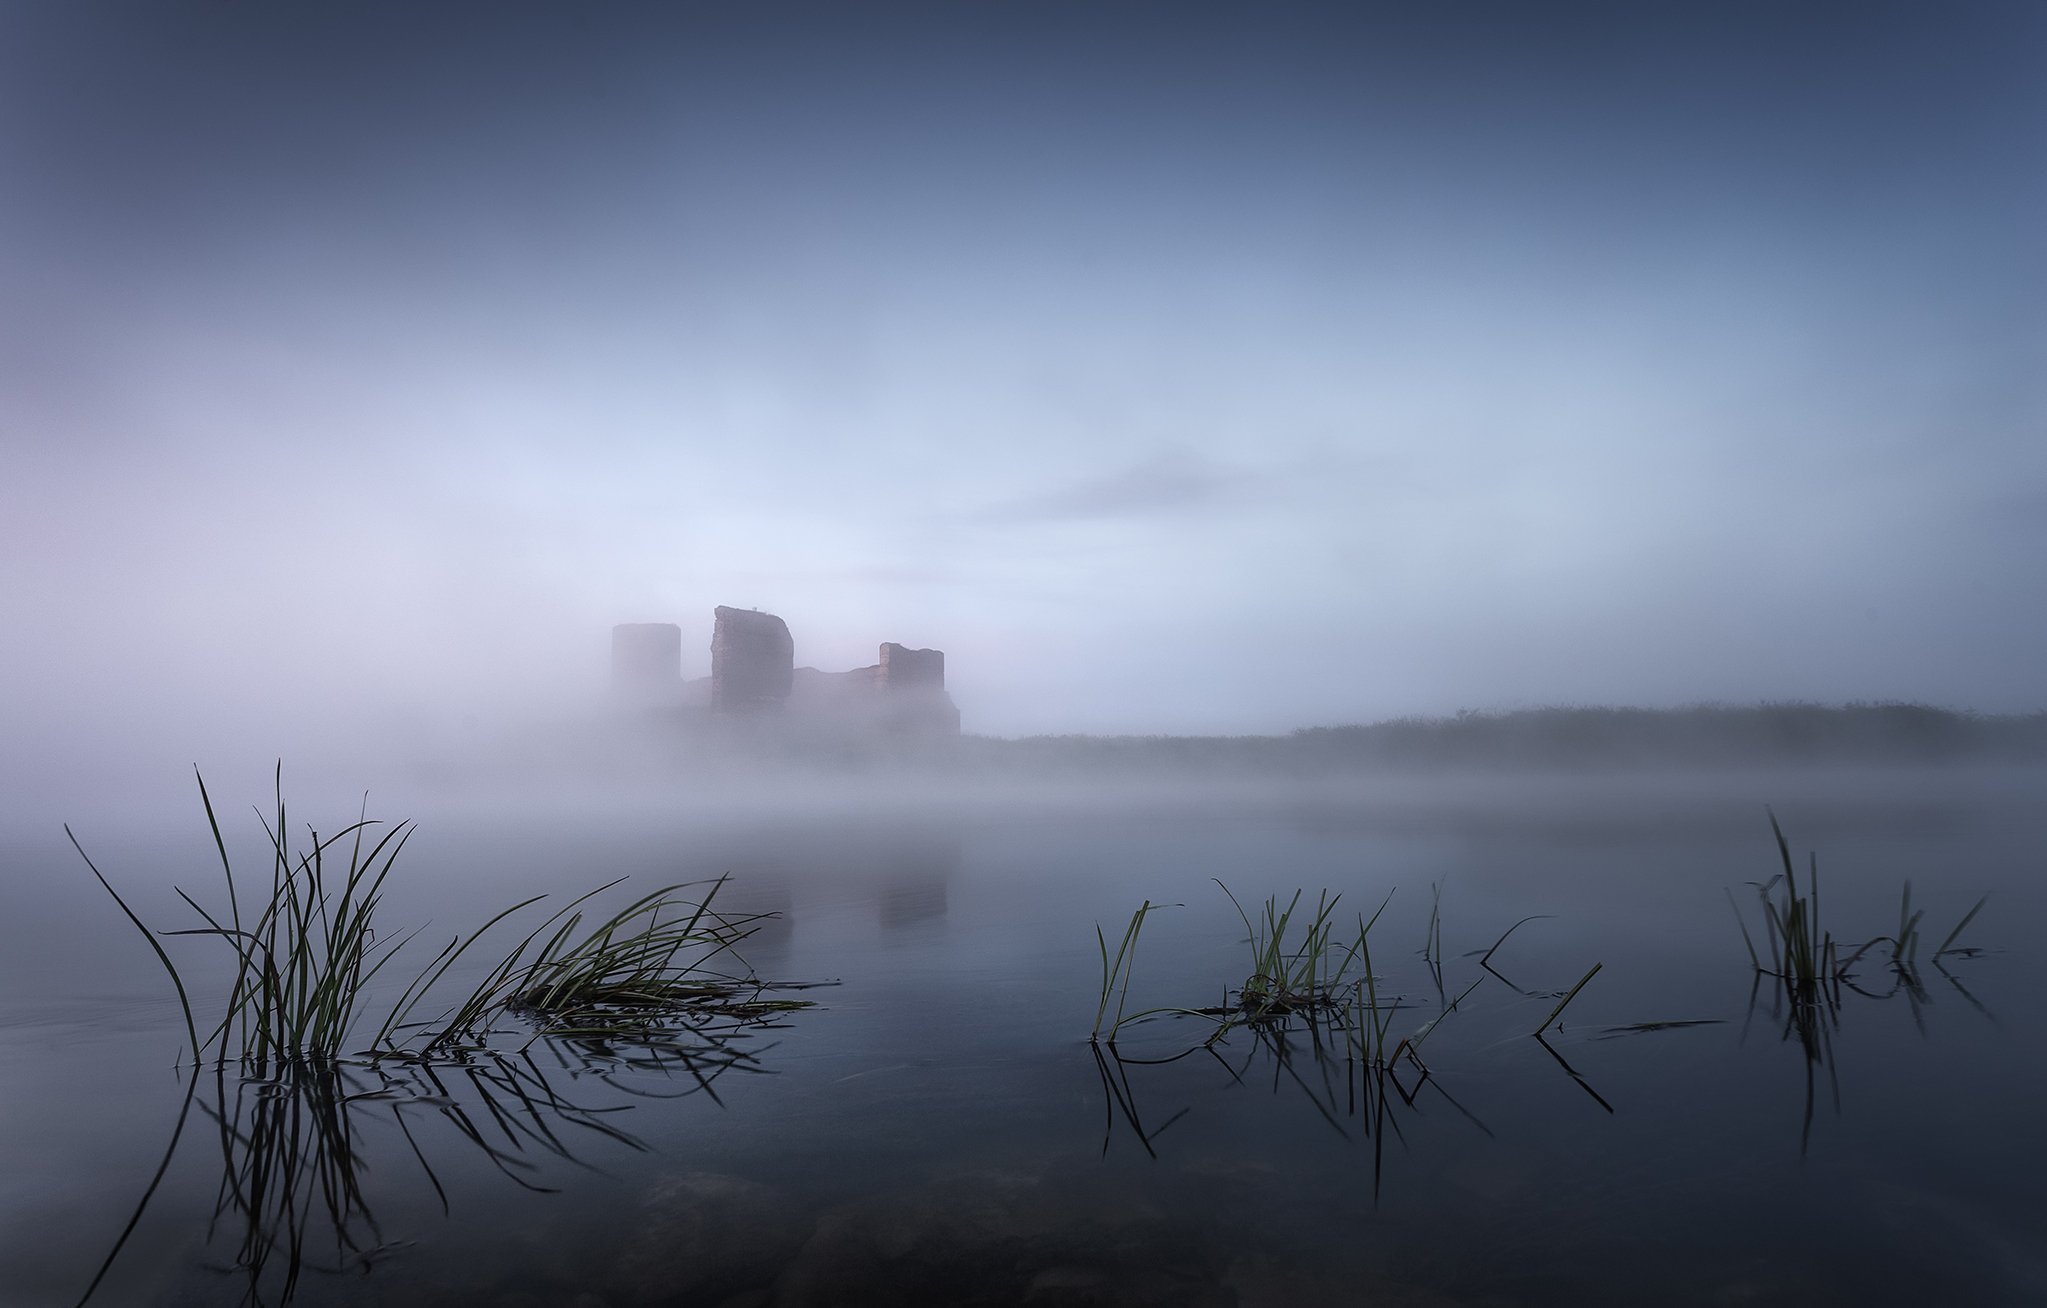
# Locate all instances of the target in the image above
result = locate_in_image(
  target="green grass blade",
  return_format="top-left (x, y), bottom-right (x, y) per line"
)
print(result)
top-left (1936, 896), bottom-right (1988, 957)
top-left (1532, 962), bottom-right (1602, 1036)
top-left (1727, 889), bottom-right (1760, 969)
top-left (67, 826), bottom-right (202, 1064)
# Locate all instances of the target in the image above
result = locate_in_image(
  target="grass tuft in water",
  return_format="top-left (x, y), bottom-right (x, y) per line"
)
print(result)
top-left (1217, 882), bottom-right (1371, 1032)
top-left (72, 770), bottom-right (811, 1069)
top-left (1089, 881), bottom-right (1444, 1073)
top-left (1734, 809), bottom-right (1988, 1000)
top-left (486, 874), bottom-right (786, 1046)
top-left (1090, 900), bottom-right (1226, 1043)
top-left (1730, 808), bottom-right (1995, 1153)
top-left (1087, 883), bottom-right (1626, 1172)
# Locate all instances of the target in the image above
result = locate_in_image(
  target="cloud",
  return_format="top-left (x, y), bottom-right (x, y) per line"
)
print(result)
top-left (974, 451), bottom-right (1265, 525)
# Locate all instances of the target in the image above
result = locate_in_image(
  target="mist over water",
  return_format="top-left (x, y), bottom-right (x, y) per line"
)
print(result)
top-left (4, 3), bottom-right (2046, 1303)
top-left (9, 758), bottom-right (2047, 1305)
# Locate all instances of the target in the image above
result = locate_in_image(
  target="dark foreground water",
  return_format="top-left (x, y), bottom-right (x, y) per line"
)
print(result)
top-left (4, 767), bottom-right (2044, 1307)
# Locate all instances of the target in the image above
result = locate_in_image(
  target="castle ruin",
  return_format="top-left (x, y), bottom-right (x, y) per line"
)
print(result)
top-left (611, 607), bottom-right (960, 736)
top-left (709, 606), bottom-right (795, 711)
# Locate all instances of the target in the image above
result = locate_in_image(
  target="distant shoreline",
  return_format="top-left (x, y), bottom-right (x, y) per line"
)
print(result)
top-left (964, 703), bottom-right (2047, 772)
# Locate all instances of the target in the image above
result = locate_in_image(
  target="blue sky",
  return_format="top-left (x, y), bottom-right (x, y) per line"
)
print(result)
top-left (3, 1), bottom-right (2042, 748)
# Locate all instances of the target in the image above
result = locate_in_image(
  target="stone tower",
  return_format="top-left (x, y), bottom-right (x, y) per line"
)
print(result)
top-left (711, 606), bottom-right (795, 711)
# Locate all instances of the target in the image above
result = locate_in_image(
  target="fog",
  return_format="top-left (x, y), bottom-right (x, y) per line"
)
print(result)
top-left (4, 3), bottom-right (2044, 812)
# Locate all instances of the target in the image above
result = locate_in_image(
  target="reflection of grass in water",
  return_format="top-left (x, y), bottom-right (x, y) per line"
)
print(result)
top-left (1731, 809), bottom-right (1987, 997)
top-left (1093, 1005), bottom-right (1494, 1205)
top-left (67, 772), bottom-right (814, 1306)
top-left (66, 770), bottom-right (813, 1068)
top-left (1091, 882), bottom-right (1599, 1059)
top-left (78, 1036), bottom-right (760, 1308)
top-left (1089, 881), bottom-right (1613, 1193)
top-left (1730, 810), bottom-right (1994, 1153)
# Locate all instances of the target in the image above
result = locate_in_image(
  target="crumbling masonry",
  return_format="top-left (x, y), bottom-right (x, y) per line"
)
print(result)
top-left (611, 607), bottom-right (960, 736)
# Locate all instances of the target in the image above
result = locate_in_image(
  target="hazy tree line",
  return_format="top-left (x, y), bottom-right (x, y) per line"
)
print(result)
top-left (960, 704), bottom-right (2047, 775)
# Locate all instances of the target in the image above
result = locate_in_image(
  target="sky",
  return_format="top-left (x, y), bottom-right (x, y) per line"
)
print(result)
top-left (3, 0), bottom-right (2043, 757)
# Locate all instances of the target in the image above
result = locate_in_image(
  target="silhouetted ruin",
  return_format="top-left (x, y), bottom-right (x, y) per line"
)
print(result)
top-left (610, 607), bottom-right (960, 737)
top-left (881, 642), bottom-right (944, 691)
top-left (711, 606), bottom-right (795, 712)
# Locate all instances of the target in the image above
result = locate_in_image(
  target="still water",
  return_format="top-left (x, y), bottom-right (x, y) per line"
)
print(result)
top-left (3, 767), bottom-right (2043, 1306)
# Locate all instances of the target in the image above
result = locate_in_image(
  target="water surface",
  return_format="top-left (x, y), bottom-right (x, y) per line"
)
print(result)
top-left (4, 767), bottom-right (2043, 1305)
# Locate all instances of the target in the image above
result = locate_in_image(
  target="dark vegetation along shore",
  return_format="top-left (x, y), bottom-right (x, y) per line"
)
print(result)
top-left (964, 703), bottom-right (2047, 776)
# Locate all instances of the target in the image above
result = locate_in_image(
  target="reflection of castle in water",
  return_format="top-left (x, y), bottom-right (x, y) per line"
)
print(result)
top-left (677, 821), bottom-right (961, 950)
top-left (613, 607), bottom-right (960, 737)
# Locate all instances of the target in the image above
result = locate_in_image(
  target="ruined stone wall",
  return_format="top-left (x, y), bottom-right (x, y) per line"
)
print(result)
top-left (618, 608), bottom-right (958, 734)
top-left (878, 642), bottom-right (957, 735)
top-left (879, 643), bottom-right (945, 692)
top-left (711, 606), bottom-right (794, 711)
